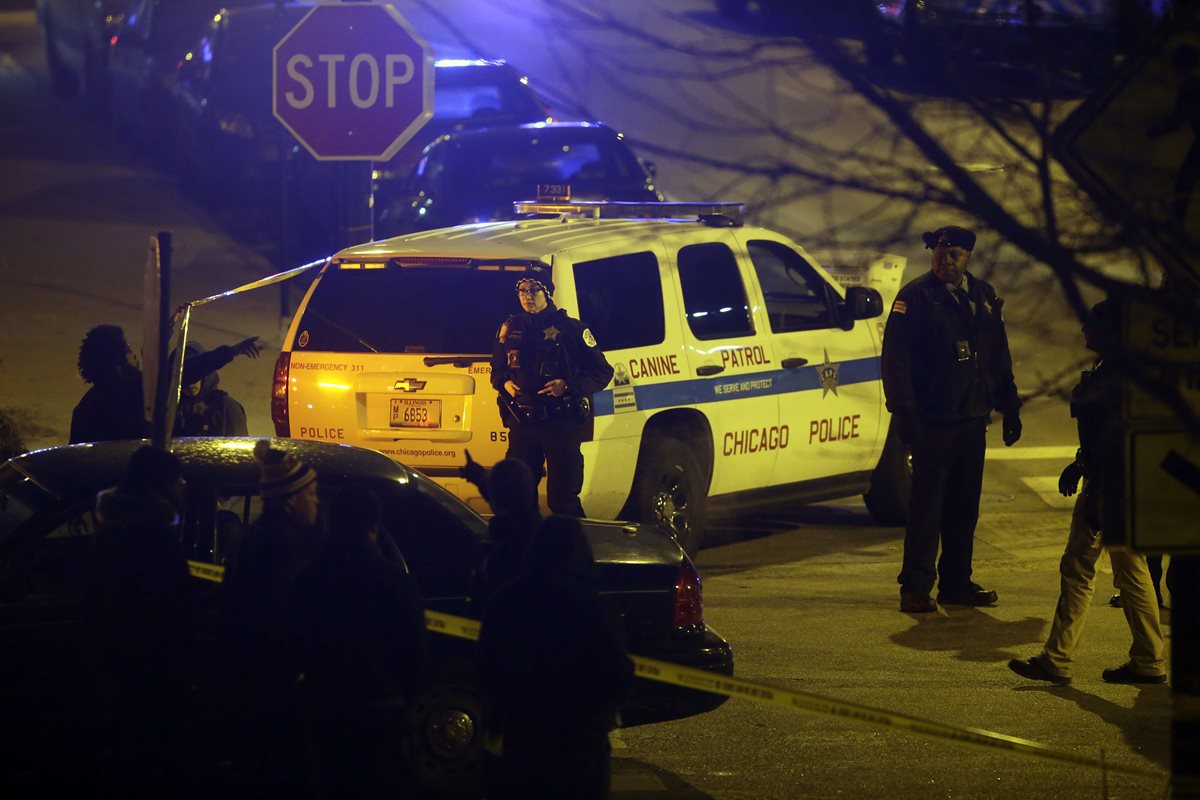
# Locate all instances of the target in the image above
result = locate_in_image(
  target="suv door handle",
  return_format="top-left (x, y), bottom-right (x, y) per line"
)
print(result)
top-left (696, 365), bottom-right (725, 376)
top-left (781, 357), bottom-right (809, 368)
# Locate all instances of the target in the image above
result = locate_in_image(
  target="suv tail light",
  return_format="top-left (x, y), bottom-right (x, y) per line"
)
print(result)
top-left (271, 352), bottom-right (291, 437)
top-left (673, 562), bottom-right (704, 630)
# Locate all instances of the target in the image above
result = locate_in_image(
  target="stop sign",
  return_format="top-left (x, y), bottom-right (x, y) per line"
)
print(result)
top-left (273, 2), bottom-right (434, 161)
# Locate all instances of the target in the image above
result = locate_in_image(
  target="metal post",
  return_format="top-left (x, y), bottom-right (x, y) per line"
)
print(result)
top-left (151, 230), bottom-right (172, 449)
top-left (1173, 555), bottom-right (1200, 799)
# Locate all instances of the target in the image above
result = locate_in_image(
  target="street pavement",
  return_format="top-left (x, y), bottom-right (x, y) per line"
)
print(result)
top-left (611, 454), bottom-right (1171, 799)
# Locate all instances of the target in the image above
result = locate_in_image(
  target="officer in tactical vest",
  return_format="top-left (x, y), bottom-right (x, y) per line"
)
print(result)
top-left (490, 266), bottom-right (614, 517)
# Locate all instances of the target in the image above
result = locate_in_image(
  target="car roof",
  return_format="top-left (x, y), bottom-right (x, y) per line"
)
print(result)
top-left (335, 216), bottom-right (770, 263)
top-left (8, 438), bottom-right (414, 500)
top-left (438, 121), bottom-right (619, 145)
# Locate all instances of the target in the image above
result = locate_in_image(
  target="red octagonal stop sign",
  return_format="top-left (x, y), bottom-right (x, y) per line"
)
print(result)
top-left (273, 2), bottom-right (434, 161)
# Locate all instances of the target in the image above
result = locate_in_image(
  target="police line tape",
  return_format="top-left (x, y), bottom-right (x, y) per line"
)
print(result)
top-left (183, 563), bottom-right (1157, 780)
top-left (420, 609), bottom-right (1161, 780)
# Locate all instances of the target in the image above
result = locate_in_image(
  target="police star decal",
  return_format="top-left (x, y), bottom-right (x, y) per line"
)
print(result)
top-left (819, 349), bottom-right (840, 398)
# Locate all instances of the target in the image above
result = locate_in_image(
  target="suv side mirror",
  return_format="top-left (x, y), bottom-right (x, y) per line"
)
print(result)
top-left (839, 286), bottom-right (883, 330)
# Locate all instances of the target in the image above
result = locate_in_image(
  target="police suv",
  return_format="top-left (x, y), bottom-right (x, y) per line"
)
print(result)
top-left (273, 200), bottom-right (909, 552)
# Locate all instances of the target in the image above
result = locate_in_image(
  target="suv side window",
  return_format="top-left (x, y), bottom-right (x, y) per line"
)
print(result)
top-left (677, 242), bottom-right (754, 340)
top-left (747, 240), bottom-right (836, 332)
top-left (574, 251), bottom-right (665, 350)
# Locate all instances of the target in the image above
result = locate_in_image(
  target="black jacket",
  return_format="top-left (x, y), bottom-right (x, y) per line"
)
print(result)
top-left (490, 303), bottom-right (614, 438)
top-left (70, 344), bottom-right (246, 444)
top-left (91, 485), bottom-right (194, 693)
top-left (289, 535), bottom-right (426, 707)
top-left (174, 345), bottom-right (248, 437)
top-left (881, 271), bottom-right (1020, 423)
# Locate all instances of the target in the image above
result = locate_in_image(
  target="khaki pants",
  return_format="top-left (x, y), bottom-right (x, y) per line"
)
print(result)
top-left (1039, 490), bottom-right (1165, 678)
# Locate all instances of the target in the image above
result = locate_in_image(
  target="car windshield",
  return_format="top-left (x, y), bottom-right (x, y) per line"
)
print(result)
top-left (433, 67), bottom-right (545, 124)
top-left (295, 265), bottom-right (526, 354)
top-left (431, 132), bottom-right (645, 200)
top-left (0, 468), bottom-right (55, 544)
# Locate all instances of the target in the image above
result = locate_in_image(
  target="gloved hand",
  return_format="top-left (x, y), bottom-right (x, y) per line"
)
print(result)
top-left (1002, 413), bottom-right (1022, 447)
top-left (459, 449), bottom-right (490, 502)
top-left (894, 409), bottom-right (923, 446)
top-left (1058, 461), bottom-right (1082, 497)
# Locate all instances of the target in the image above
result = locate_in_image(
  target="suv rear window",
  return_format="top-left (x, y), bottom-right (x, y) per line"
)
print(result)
top-left (294, 266), bottom-right (521, 354)
top-left (574, 251), bottom-right (664, 351)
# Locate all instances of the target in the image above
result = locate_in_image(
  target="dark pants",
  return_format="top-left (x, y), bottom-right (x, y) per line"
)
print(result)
top-left (507, 421), bottom-right (586, 517)
top-left (898, 417), bottom-right (987, 596)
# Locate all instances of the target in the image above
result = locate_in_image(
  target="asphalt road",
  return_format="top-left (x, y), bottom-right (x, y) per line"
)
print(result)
top-left (0, 4), bottom-right (1172, 798)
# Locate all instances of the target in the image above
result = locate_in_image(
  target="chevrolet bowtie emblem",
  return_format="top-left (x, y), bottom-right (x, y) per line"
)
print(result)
top-left (393, 378), bottom-right (427, 392)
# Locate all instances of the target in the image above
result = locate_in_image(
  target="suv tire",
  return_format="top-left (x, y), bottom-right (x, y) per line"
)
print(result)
top-left (863, 422), bottom-right (911, 526)
top-left (630, 434), bottom-right (708, 555)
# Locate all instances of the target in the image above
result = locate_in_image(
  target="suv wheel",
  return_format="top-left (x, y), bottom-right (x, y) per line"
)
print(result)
top-left (863, 421), bottom-right (911, 525)
top-left (630, 435), bottom-right (708, 555)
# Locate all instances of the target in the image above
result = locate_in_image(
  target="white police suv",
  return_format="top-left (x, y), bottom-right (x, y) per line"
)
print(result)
top-left (273, 200), bottom-right (908, 552)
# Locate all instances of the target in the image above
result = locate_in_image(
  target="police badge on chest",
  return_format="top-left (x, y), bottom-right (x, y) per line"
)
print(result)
top-left (955, 340), bottom-right (972, 362)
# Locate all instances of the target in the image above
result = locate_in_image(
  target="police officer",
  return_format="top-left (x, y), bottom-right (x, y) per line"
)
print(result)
top-left (491, 266), bottom-right (614, 517)
top-left (882, 226), bottom-right (1022, 614)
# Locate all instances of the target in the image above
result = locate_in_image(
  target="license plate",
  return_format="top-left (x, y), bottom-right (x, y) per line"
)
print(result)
top-left (390, 398), bottom-right (441, 428)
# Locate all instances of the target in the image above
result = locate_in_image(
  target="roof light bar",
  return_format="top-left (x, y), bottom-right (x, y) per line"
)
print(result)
top-left (513, 200), bottom-right (745, 226)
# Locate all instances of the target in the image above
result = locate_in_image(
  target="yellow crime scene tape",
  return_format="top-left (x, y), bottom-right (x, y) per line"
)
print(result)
top-left (185, 562), bottom-right (1158, 779)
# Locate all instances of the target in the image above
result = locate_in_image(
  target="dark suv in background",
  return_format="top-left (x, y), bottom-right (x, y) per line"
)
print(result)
top-left (375, 121), bottom-right (664, 236)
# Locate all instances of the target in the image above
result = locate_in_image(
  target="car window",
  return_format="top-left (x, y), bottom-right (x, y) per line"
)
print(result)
top-left (0, 501), bottom-right (95, 606)
top-left (445, 136), bottom-right (638, 192)
top-left (677, 242), bottom-right (754, 340)
top-left (747, 239), bottom-right (836, 332)
top-left (574, 251), bottom-right (665, 350)
top-left (295, 265), bottom-right (520, 354)
top-left (0, 471), bottom-right (56, 541)
top-left (434, 68), bottom-right (545, 123)
top-left (379, 479), bottom-right (482, 598)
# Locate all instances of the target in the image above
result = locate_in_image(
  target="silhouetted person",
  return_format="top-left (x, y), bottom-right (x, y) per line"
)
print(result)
top-left (70, 324), bottom-right (263, 444)
top-left (479, 515), bottom-right (634, 800)
top-left (464, 456), bottom-right (543, 610)
top-left (92, 445), bottom-right (193, 798)
top-left (1146, 44), bottom-right (1200, 224)
top-left (173, 341), bottom-right (249, 436)
top-left (223, 440), bottom-right (320, 798)
top-left (1009, 300), bottom-right (1166, 686)
top-left (290, 485), bottom-right (426, 798)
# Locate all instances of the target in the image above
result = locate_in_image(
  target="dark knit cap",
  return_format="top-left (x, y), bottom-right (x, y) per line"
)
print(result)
top-left (253, 440), bottom-right (317, 499)
top-left (516, 265), bottom-right (555, 296)
top-left (124, 445), bottom-right (183, 496)
top-left (922, 226), bottom-right (976, 251)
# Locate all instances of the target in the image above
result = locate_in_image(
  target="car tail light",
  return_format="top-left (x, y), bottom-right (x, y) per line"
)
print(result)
top-left (673, 562), bottom-right (704, 630)
top-left (271, 352), bottom-right (291, 437)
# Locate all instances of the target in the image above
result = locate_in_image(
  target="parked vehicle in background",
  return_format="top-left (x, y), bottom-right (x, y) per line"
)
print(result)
top-left (104, 0), bottom-right (261, 150)
top-left (864, 0), bottom-right (1170, 75)
top-left (161, 1), bottom-right (552, 254)
top-left (0, 438), bottom-right (731, 796)
top-left (275, 201), bottom-right (908, 554)
top-left (375, 121), bottom-right (663, 236)
top-left (35, 0), bottom-right (129, 109)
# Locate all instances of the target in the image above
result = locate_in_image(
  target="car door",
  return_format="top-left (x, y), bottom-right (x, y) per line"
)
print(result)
top-left (740, 233), bottom-right (882, 483)
top-left (0, 491), bottom-right (102, 767)
top-left (661, 229), bottom-right (781, 496)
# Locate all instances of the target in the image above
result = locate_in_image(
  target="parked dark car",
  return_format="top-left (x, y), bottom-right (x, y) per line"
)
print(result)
top-left (0, 438), bottom-right (731, 795)
top-left (35, 0), bottom-right (130, 109)
top-left (104, 0), bottom-right (263, 150)
top-left (864, 0), bottom-right (1169, 76)
top-left (158, 1), bottom-right (552, 254)
top-left (375, 121), bottom-right (664, 237)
